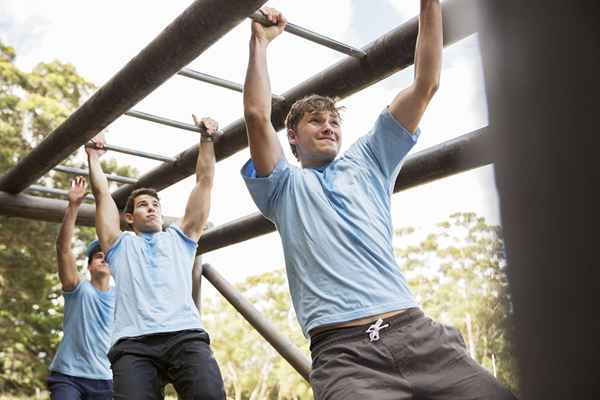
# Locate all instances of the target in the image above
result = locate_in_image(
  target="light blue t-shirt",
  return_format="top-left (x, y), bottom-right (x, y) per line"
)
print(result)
top-left (242, 109), bottom-right (419, 336)
top-left (49, 280), bottom-right (114, 380)
top-left (106, 224), bottom-right (202, 345)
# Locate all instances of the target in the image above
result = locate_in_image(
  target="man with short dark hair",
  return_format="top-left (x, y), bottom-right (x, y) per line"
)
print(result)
top-left (242, 4), bottom-right (517, 399)
top-left (48, 176), bottom-right (114, 400)
top-left (86, 116), bottom-right (225, 400)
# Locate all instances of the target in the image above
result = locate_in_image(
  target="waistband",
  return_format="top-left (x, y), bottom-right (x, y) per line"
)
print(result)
top-left (309, 307), bottom-right (424, 353)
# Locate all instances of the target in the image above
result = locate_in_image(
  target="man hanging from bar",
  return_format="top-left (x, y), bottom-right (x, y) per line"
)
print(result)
top-left (241, 3), bottom-right (517, 399)
top-left (48, 176), bottom-right (114, 400)
top-left (86, 117), bottom-right (225, 400)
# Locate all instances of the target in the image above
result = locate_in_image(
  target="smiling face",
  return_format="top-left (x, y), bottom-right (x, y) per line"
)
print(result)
top-left (288, 110), bottom-right (342, 167)
top-left (125, 193), bottom-right (163, 234)
top-left (285, 95), bottom-right (344, 168)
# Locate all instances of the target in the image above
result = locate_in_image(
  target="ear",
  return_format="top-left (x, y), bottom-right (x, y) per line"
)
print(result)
top-left (287, 128), bottom-right (298, 145)
top-left (124, 213), bottom-right (134, 225)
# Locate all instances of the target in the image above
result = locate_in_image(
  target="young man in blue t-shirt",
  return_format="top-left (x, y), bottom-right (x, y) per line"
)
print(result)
top-left (86, 117), bottom-right (225, 400)
top-left (242, 4), bottom-right (517, 400)
top-left (48, 176), bottom-right (114, 399)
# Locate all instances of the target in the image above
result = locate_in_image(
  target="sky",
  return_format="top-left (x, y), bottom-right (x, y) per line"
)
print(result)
top-left (1, 0), bottom-right (498, 285)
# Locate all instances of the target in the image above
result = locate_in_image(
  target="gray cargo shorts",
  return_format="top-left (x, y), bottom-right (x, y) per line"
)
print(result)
top-left (309, 308), bottom-right (517, 400)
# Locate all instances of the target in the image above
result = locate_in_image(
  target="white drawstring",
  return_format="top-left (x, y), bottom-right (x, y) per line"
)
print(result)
top-left (366, 318), bottom-right (390, 342)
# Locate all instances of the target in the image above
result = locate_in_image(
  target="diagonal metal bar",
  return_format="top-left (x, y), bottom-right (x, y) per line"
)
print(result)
top-left (201, 262), bottom-right (311, 380)
top-left (111, 0), bottom-right (479, 209)
top-left (0, 0), bottom-right (269, 194)
top-left (53, 165), bottom-right (137, 185)
top-left (177, 68), bottom-right (286, 102)
top-left (196, 127), bottom-right (493, 254)
top-left (124, 110), bottom-right (202, 133)
top-left (100, 143), bottom-right (175, 163)
top-left (250, 11), bottom-right (366, 58)
top-left (25, 185), bottom-right (95, 202)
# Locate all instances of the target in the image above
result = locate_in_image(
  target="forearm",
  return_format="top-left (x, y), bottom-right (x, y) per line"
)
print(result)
top-left (181, 141), bottom-right (215, 241)
top-left (195, 141), bottom-right (215, 186)
top-left (244, 37), bottom-right (272, 123)
top-left (56, 203), bottom-right (80, 289)
top-left (87, 153), bottom-right (111, 197)
top-left (86, 153), bottom-right (121, 250)
top-left (56, 203), bottom-right (78, 256)
top-left (414, 0), bottom-right (442, 96)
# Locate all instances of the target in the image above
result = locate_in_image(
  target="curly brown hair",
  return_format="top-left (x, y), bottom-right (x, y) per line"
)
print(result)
top-left (284, 95), bottom-right (344, 159)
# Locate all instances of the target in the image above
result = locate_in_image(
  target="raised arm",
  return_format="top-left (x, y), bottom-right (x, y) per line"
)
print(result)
top-left (179, 116), bottom-right (217, 242)
top-left (86, 139), bottom-right (121, 252)
top-left (55, 177), bottom-right (86, 291)
top-left (389, 0), bottom-right (442, 133)
top-left (243, 7), bottom-right (287, 177)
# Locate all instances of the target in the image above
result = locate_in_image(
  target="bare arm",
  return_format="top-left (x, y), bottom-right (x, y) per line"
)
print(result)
top-left (389, 0), bottom-right (442, 133)
top-left (56, 177), bottom-right (86, 291)
top-left (180, 117), bottom-right (217, 242)
top-left (243, 8), bottom-right (287, 177)
top-left (86, 139), bottom-right (122, 252)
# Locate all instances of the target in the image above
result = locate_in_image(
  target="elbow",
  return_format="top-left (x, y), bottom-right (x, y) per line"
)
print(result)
top-left (415, 76), bottom-right (440, 101)
top-left (244, 108), bottom-right (270, 128)
top-left (415, 78), bottom-right (440, 101)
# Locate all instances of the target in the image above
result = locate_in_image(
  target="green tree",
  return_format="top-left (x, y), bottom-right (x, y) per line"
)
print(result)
top-left (0, 41), bottom-right (136, 394)
top-left (202, 270), bottom-right (312, 400)
top-left (395, 212), bottom-right (518, 391)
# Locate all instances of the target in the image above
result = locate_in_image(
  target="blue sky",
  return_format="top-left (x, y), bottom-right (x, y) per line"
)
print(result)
top-left (1, 0), bottom-right (497, 283)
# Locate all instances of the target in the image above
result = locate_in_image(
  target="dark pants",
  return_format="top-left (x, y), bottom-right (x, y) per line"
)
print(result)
top-left (47, 372), bottom-right (112, 400)
top-left (309, 308), bottom-right (518, 400)
top-left (108, 329), bottom-right (225, 400)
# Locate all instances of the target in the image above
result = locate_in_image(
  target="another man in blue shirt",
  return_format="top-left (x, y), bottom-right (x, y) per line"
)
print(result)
top-left (242, 4), bottom-right (516, 400)
top-left (86, 117), bottom-right (225, 400)
top-left (48, 176), bottom-right (114, 399)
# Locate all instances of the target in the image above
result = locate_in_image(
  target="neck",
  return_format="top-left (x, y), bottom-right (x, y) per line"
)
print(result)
top-left (91, 275), bottom-right (110, 291)
top-left (300, 156), bottom-right (331, 170)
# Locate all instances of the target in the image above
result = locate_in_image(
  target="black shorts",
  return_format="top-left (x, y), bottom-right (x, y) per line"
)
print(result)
top-left (108, 329), bottom-right (225, 400)
top-left (309, 308), bottom-right (517, 400)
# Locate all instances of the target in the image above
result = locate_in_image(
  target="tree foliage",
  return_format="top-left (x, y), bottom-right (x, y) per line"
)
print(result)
top-left (395, 212), bottom-right (518, 391)
top-left (0, 42), bottom-right (136, 394)
top-left (202, 270), bottom-right (312, 400)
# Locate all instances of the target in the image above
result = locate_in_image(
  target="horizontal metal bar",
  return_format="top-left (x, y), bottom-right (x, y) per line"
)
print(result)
top-left (0, 191), bottom-right (178, 227)
top-left (250, 11), bottom-right (366, 58)
top-left (53, 165), bottom-right (137, 185)
top-left (25, 185), bottom-right (95, 201)
top-left (177, 68), bottom-right (286, 102)
top-left (0, 0), bottom-right (269, 195)
top-left (201, 262), bottom-right (311, 381)
top-left (124, 110), bottom-right (202, 133)
top-left (197, 127), bottom-right (492, 254)
top-left (101, 143), bottom-right (175, 163)
top-left (111, 0), bottom-right (479, 209)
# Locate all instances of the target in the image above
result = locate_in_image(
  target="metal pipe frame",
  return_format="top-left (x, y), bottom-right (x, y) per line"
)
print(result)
top-left (197, 127), bottom-right (492, 254)
top-left (0, 0), bottom-right (269, 194)
top-left (177, 68), bottom-right (286, 102)
top-left (0, 191), bottom-right (178, 228)
top-left (201, 262), bottom-right (311, 381)
top-left (124, 110), bottom-right (203, 133)
top-left (111, 0), bottom-right (479, 208)
top-left (249, 11), bottom-right (366, 58)
top-left (101, 143), bottom-right (175, 163)
top-left (53, 165), bottom-right (137, 185)
top-left (25, 185), bottom-right (95, 202)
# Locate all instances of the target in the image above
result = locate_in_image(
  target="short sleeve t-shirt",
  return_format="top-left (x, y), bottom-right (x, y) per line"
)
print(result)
top-left (106, 224), bottom-right (202, 345)
top-left (242, 108), bottom-right (420, 336)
